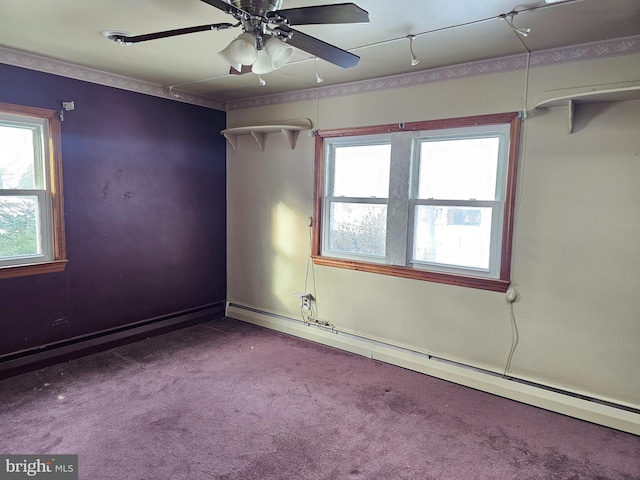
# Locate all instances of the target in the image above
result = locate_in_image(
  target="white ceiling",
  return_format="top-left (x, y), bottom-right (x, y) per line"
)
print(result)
top-left (1, 0), bottom-right (639, 104)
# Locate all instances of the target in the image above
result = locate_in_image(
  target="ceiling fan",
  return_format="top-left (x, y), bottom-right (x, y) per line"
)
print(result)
top-left (104, 0), bottom-right (369, 75)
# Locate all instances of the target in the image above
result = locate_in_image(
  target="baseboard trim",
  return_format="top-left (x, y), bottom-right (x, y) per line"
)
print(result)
top-left (226, 303), bottom-right (640, 436)
top-left (0, 302), bottom-right (225, 379)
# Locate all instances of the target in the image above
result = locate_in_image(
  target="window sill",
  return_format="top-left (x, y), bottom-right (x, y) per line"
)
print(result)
top-left (0, 260), bottom-right (68, 280)
top-left (312, 255), bottom-right (510, 292)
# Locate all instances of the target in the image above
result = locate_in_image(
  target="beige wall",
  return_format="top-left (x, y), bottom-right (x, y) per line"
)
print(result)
top-left (226, 53), bottom-right (640, 410)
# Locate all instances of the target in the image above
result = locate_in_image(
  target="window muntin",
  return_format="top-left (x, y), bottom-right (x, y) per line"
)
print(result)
top-left (313, 113), bottom-right (521, 292)
top-left (0, 103), bottom-right (66, 278)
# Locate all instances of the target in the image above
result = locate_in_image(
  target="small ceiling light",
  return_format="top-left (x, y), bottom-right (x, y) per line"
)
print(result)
top-left (407, 34), bottom-right (420, 66)
top-left (503, 12), bottom-right (531, 37)
top-left (314, 58), bottom-right (324, 83)
top-left (258, 75), bottom-right (266, 86)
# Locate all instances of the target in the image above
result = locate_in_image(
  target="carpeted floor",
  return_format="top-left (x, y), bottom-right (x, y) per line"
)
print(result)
top-left (0, 317), bottom-right (638, 479)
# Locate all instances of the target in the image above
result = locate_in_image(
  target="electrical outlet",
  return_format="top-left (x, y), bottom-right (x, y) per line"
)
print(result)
top-left (302, 296), bottom-right (311, 311)
top-left (295, 292), bottom-right (313, 311)
top-left (506, 287), bottom-right (517, 303)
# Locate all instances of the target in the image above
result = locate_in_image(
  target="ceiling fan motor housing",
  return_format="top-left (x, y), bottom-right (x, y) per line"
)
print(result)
top-left (231, 0), bottom-right (283, 44)
top-left (231, 0), bottom-right (282, 17)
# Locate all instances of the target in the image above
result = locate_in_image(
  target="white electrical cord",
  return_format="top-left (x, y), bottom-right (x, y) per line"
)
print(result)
top-left (299, 215), bottom-right (335, 330)
top-left (504, 302), bottom-right (519, 375)
top-left (500, 25), bottom-right (529, 378)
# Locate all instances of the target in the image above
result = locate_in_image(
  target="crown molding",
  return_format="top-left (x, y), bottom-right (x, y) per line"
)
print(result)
top-left (0, 46), bottom-right (226, 112)
top-left (2, 34), bottom-right (639, 113)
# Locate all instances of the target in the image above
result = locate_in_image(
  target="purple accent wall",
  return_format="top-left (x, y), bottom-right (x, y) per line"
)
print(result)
top-left (0, 64), bottom-right (227, 356)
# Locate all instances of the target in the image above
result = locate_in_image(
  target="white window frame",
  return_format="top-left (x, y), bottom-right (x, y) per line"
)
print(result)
top-left (0, 102), bottom-right (67, 279)
top-left (312, 113), bottom-right (521, 292)
top-left (408, 123), bottom-right (511, 279)
top-left (322, 134), bottom-right (391, 264)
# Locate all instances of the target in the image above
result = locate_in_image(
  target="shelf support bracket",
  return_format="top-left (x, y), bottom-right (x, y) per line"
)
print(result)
top-left (251, 131), bottom-right (268, 151)
top-left (223, 133), bottom-right (239, 152)
top-left (568, 99), bottom-right (575, 134)
top-left (280, 128), bottom-right (301, 150)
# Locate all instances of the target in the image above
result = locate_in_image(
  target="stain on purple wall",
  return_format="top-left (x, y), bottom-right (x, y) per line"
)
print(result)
top-left (0, 64), bottom-right (227, 356)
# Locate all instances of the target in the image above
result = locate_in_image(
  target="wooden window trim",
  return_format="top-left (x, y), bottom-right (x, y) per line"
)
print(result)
top-left (0, 102), bottom-right (67, 280)
top-left (312, 112), bottom-right (521, 292)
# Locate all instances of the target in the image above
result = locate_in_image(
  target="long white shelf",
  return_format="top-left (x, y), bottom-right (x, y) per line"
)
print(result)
top-left (221, 118), bottom-right (313, 151)
top-left (534, 81), bottom-right (640, 133)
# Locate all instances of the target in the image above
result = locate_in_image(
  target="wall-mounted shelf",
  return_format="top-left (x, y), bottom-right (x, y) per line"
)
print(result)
top-left (534, 81), bottom-right (640, 133)
top-left (221, 118), bottom-right (313, 152)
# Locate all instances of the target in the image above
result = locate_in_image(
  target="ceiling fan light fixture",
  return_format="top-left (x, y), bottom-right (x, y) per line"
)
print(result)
top-left (221, 56), bottom-right (243, 73)
top-left (251, 49), bottom-right (276, 75)
top-left (219, 32), bottom-right (259, 67)
top-left (218, 45), bottom-right (243, 70)
top-left (265, 36), bottom-right (294, 70)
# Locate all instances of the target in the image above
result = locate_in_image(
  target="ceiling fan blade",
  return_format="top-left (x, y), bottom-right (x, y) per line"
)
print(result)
top-left (274, 25), bottom-right (360, 68)
top-left (268, 3), bottom-right (369, 26)
top-left (230, 65), bottom-right (252, 75)
top-left (107, 23), bottom-right (234, 44)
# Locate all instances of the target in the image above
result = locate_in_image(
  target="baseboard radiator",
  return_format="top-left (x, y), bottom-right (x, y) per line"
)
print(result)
top-left (226, 302), bottom-right (640, 436)
top-left (0, 301), bottom-right (225, 379)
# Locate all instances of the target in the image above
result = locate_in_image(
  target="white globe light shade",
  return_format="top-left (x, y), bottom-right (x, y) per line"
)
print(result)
top-left (264, 37), bottom-right (294, 70)
top-left (218, 32), bottom-right (258, 66)
top-left (251, 49), bottom-right (275, 75)
top-left (218, 46), bottom-right (242, 71)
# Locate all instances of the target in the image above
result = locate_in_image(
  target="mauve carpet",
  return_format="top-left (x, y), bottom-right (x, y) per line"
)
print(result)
top-left (0, 317), bottom-right (638, 479)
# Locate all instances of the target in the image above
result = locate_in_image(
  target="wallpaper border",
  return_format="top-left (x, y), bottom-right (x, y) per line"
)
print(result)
top-left (2, 34), bottom-right (638, 112)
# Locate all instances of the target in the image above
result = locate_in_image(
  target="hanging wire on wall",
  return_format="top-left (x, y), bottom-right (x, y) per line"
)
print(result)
top-left (502, 12), bottom-right (531, 37)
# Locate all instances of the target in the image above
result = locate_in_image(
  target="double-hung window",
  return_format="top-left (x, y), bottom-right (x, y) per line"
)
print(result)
top-left (313, 113), bottom-right (521, 291)
top-left (323, 138), bottom-right (391, 262)
top-left (0, 102), bottom-right (66, 279)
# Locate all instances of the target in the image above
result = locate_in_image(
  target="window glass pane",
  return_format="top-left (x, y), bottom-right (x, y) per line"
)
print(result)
top-left (417, 137), bottom-right (500, 200)
top-left (413, 205), bottom-right (492, 270)
top-left (328, 202), bottom-right (386, 257)
top-left (0, 125), bottom-right (38, 189)
top-left (0, 196), bottom-right (41, 258)
top-left (332, 144), bottom-right (390, 197)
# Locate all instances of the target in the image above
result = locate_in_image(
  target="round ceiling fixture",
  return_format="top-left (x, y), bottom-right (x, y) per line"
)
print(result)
top-left (101, 31), bottom-right (135, 46)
